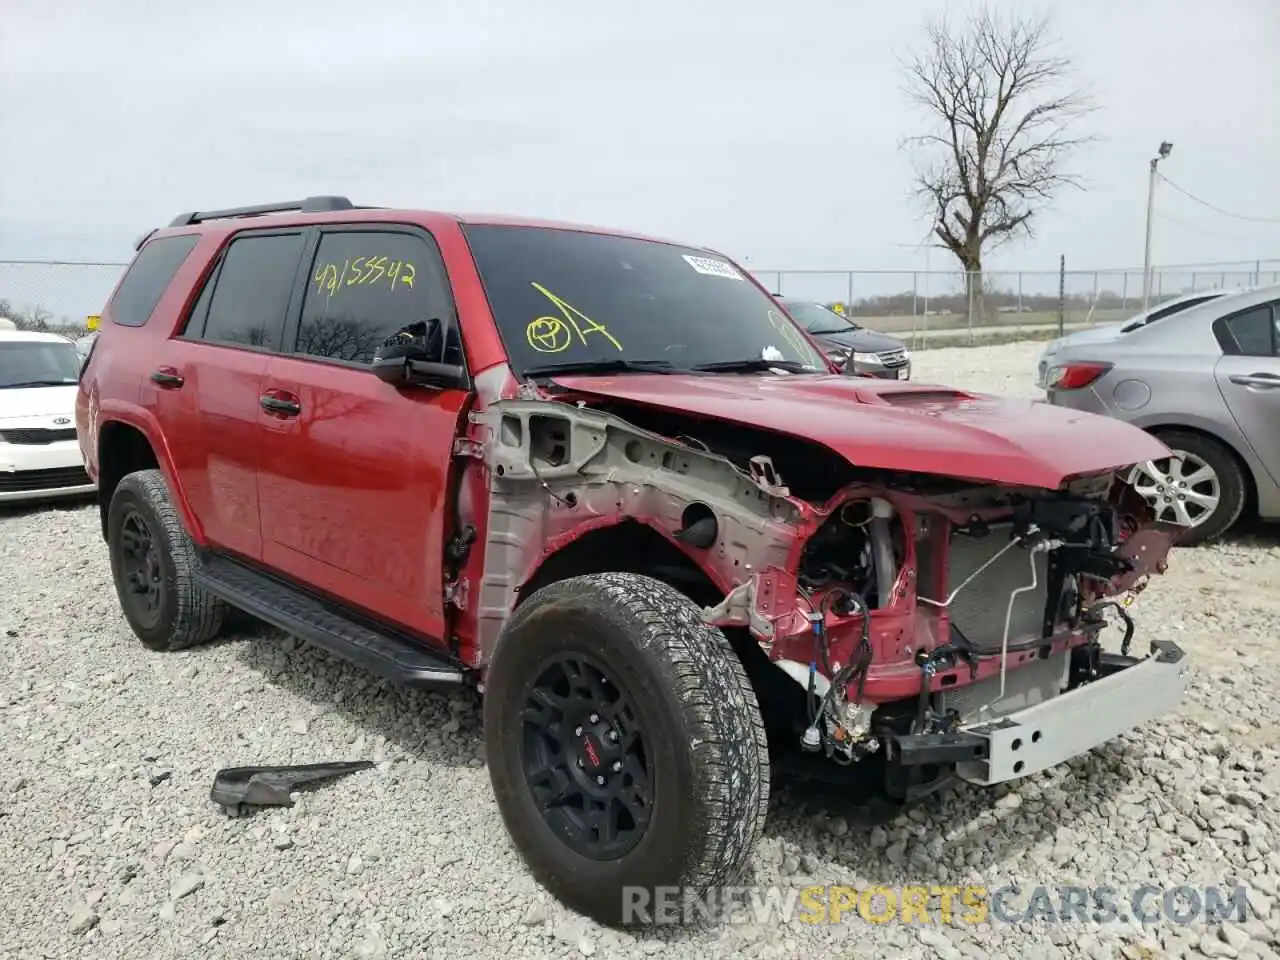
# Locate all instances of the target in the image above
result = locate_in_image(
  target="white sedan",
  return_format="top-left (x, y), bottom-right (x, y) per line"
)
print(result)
top-left (0, 330), bottom-right (96, 504)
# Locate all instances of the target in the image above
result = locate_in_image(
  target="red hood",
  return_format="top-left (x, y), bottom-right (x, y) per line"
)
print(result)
top-left (549, 373), bottom-right (1171, 489)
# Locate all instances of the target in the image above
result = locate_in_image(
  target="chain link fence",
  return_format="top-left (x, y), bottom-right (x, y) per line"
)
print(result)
top-left (3, 257), bottom-right (1279, 347)
top-left (751, 259), bottom-right (1280, 348)
top-left (0, 260), bottom-right (127, 336)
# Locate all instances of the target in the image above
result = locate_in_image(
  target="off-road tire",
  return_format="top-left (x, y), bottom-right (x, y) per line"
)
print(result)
top-left (1152, 429), bottom-right (1247, 546)
top-left (106, 468), bottom-right (227, 651)
top-left (483, 572), bottom-right (769, 927)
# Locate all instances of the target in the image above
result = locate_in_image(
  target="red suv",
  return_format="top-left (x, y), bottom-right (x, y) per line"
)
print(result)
top-left (77, 196), bottom-right (1188, 926)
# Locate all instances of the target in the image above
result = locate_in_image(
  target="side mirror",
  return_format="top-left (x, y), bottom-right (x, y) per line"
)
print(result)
top-left (372, 318), bottom-right (468, 390)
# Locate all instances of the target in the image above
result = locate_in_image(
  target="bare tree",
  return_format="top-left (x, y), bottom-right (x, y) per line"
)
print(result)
top-left (902, 7), bottom-right (1094, 317)
top-left (11, 305), bottom-right (54, 332)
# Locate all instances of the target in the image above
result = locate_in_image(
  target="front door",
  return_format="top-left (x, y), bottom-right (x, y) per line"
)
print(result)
top-left (255, 226), bottom-right (470, 641)
top-left (1214, 298), bottom-right (1280, 487)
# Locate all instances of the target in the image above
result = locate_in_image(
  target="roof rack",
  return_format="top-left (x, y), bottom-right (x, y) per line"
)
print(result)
top-left (168, 195), bottom-right (355, 228)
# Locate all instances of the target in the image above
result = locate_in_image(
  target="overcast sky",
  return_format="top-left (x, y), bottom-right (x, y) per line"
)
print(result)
top-left (2, 0), bottom-right (1278, 296)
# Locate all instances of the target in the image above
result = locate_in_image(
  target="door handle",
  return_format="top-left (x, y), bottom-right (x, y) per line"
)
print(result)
top-left (150, 368), bottom-right (185, 388)
top-left (1228, 373), bottom-right (1280, 389)
top-left (259, 394), bottom-right (301, 416)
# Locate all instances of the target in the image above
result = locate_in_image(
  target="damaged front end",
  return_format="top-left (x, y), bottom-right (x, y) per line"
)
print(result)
top-left (702, 468), bottom-right (1189, 800)
top-left (462, 376), bottom-right (1188, 801)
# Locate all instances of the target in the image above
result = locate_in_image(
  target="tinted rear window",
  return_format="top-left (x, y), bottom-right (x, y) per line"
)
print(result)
top-left (109, 234), bottom-right (200, 327)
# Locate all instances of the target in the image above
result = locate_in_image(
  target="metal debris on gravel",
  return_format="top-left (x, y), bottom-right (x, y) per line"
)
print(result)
top-left (2, 341), bottom-right (1279, 959)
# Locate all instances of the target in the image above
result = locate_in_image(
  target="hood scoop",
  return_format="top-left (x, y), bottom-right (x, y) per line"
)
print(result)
top-left (856, 386), bottom-right (981, 407)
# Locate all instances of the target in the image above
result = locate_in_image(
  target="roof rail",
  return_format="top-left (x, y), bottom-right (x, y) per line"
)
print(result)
top-left (168, 195), bottom-right (355, 228)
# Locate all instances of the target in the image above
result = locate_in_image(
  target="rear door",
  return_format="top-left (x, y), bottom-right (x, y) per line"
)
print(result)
top-left (147, 228), bottom-right (309, 560)
top-left (255, 224), bottom-right (470, 640)
top-left (1213, 298), bottom-right (1280, 486)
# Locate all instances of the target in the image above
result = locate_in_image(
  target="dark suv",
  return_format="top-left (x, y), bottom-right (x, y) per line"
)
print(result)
top-left (78, 196), bottom-right (1187, 927)
top-left (775, 297), bottom-right (911, 379)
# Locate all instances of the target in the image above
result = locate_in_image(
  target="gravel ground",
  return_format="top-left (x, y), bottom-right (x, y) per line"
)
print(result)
top-left (3, 341), bottom-right (1280, 960)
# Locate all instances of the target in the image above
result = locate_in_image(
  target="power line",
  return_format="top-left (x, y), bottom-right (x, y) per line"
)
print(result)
top-left (1156, 173), bottom-right (1280, 224)
top-left (1155, 211), bottom-right (1271, 244)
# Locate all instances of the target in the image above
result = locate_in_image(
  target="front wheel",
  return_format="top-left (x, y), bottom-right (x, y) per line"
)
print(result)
top-left (483, 572), bottom-right (769, 927)
top-left (1126, 429), bottom-right (1246, 546)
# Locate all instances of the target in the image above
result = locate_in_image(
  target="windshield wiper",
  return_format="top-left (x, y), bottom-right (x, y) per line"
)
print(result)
top-left (690, 358), bottom-right (815, 374)
top-left (522, 358), bottom-right (676, 378)
top-left (0, 379), bottom-right (78, 389)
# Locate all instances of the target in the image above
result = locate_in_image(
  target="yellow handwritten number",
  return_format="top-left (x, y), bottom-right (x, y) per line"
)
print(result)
top-left (525, 282), bottom-right (623, 354)
top-left (311, 256), bottom-right (418, 295)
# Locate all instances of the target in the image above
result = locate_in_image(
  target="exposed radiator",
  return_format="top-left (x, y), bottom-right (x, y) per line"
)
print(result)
top-left (945, 524), bottom-right (1050, 652)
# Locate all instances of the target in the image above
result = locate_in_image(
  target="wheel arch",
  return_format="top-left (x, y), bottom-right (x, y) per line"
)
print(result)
top-left (95, 410), bottom-right (200, 544)
top-left (516, 517), bottom-right (728, 610)
top-left (512, 518), bottom-right (793, 740)
top-left (1130, 419), bottom-right (1260, 516)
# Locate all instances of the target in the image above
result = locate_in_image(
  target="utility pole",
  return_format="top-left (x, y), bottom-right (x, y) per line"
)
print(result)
top-left (1058, 255), bottom-right (1065, 336)
top-left (1141, 141), bottom-right (1174, 311)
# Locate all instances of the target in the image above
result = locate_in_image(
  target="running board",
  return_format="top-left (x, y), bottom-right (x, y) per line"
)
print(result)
top-left (193, 552), bottom-right (468, 691)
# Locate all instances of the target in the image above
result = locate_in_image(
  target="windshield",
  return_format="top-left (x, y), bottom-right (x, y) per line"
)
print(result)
top-left (0, 340), bottom-right (82, 388)
top-left (781, 300), bottom-right (859, 333)
top-left (463, 225), bottom-right (828, 376)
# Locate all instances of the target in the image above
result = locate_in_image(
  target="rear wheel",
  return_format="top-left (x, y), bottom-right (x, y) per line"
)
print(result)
top-left (106, 469), bottom-right (227, 650)
top-left (1127, 430), bottom-right (1246, 546)
top-left (483, 572), bottom-right (768, 927)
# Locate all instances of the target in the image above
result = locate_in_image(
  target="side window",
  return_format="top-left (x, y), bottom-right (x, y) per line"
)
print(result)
top-left (109, 234), bottom-right (200, 327)
top-left (1216, 305), bottom-right (1278, 357)
top-left (197, 233), bottom-right (306, 349)
top-left (294, 230), bottom-right (460, 366)
top-left (183, 266), bottom-right (216, 336)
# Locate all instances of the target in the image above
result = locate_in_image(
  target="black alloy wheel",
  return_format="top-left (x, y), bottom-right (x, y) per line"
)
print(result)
top-left (106, 468), bottom-right (226, 651)
top-left (117, 508), bottom-right (164, 628)
top-left (519, 652), bottom-right (653, 860)
top-left (483, 572), bottom-right (770, 927)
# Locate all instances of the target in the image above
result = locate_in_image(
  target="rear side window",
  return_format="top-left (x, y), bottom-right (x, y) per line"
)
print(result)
top-left (108, 234), bottom-right (200, 327)
top-left (194, 233), bottom-right (306, 350)
top-left (1216, 304), bottom-right (1278, 357)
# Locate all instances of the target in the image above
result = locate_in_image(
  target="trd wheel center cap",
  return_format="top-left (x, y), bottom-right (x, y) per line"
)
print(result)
top-left (580, 733), bottom-right (605, 772)
top-left (574, 715), bottom-right (622, 776)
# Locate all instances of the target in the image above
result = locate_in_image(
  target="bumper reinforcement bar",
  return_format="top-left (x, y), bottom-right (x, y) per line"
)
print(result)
top-left (889, 639), bottom-right (1188, 785)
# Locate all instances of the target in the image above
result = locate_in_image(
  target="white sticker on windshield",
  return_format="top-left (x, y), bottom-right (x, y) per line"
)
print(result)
top-left (761, 345), bottom-right (785, 362)
top-left (683, 254), bottom-right (743, 280)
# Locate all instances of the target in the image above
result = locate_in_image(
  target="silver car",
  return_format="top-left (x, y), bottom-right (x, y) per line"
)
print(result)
top-left (1036, 288), bottom-right (1239, 390)
top-left (1042, 284), bottom-right (1280, 545)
